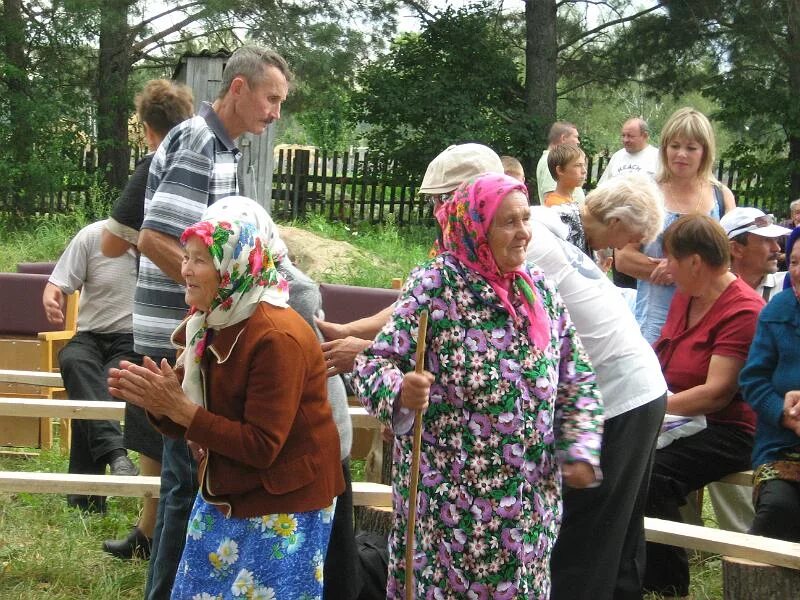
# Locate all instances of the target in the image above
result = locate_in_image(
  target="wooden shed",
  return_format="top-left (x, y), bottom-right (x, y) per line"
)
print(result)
top-left (172, 49), bottom-right (276, 211)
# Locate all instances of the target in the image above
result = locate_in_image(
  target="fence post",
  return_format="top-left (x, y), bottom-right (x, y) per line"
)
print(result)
top-left (291, 149), bottom-right (310, 219)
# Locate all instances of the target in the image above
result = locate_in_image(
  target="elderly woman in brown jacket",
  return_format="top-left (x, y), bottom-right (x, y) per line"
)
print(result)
top-left (109, 212), bottom-right (343, 599)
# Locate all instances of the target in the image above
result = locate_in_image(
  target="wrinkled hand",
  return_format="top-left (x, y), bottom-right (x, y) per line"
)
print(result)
top-left (400, 370), bottom-right (434, 411)
top-left (109, 356), bottom-right (197, 426)
top-left (320, 336), bottom-right (371, 377)
top-left (781, 391), bottom-right (800, 436)
top-left (649, 258), bottom-right (673, 286)
top-left (562, 462), bottom-right (596, 489)
top-left (315, 318), bottom-right (348, 341)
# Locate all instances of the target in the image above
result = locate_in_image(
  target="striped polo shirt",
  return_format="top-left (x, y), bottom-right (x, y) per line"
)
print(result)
top-left (133, 102), bottom-right (240, 357)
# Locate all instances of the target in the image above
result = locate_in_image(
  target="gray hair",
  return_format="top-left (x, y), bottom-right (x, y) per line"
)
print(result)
top-left (626, 117), bottom-right (649, 136)
top-left (219, 46), bottom-right (292, 98)
top-left (585, 173), bottom-right (664, 244)
top-left (790, 198), bottom-right (800, 213)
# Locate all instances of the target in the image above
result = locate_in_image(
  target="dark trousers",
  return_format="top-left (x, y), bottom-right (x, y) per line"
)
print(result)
top-left (59, 332), bottom-right (137, 507)
top-left (551, 394), bottom-right (666, 600)
top-left (643, 423), bottom-right (753, 596)
top-left (143, 352), bottom-right (199, 600)
top-left (750, 478), bottom-right (800, 542)
top-left (324, 458), bottom-right (359, 600)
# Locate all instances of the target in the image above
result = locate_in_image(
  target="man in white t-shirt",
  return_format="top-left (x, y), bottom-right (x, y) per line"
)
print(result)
top-left (599, 118), bottom-right (659, 290)
top-left (598, 117), bottom-right (659, 184)
top-left (528, 207), bottom-right (668, 600)
top-left (43, 219), bottom-right (140, 513)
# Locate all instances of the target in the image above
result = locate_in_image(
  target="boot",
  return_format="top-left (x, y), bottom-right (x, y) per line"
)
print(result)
top-left (102, 526), bottom-right (152, 560)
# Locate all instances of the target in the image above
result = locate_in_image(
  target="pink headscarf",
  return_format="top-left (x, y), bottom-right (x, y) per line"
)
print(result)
top-left (435, 172), bottom-right (550, 349)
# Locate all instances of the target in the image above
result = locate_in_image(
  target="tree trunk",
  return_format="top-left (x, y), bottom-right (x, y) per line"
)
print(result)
top-left (524, 0), bottom-right (558, 183)
top-left (2, 0), bottom-right (34, 210)
top-left (722, 556), bottom-right (800, 599)
top-left (787, 0), bottom-right (800, 199)
top-left (96, 0), bottom-right (134, 191)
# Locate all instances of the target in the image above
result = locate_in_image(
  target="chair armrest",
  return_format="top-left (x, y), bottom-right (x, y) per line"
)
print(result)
top-left (38, 330), bottom-right (76, 342)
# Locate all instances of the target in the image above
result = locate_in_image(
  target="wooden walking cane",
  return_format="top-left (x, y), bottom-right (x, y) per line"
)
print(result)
top-left (405, 309), bottom-right (429, 600)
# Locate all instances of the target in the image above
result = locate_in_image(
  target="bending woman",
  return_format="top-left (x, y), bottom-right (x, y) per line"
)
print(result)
top-left (353, 173), bottom-right (603, 598)
top-left (110, 214), bottom-right (344, 598)
top-left (739, 226), bottom-right (800, 542)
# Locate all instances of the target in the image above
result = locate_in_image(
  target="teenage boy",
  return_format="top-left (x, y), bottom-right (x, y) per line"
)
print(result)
top-left (545, 143), bottom-right (587, 207)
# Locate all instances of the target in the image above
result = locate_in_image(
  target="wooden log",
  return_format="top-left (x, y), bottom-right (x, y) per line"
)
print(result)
top-left (354, 505), bottom-right (393, 537)
top-left (722, 555), bottom-right (800, 599)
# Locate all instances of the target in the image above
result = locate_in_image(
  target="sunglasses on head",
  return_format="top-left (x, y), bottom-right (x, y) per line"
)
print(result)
top-left (728, 214), bottom-right (775, 237)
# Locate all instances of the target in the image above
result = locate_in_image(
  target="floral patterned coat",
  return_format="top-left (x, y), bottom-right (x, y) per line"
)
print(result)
top-left (353, 253), bottom-right (603, 600)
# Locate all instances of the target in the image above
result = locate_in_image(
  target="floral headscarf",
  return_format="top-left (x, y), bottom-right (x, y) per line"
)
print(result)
top-left (435, 172), bottom-right (550, 349)
top-left (202, 195), bottom-right (289, 265)
top-left (175, 216), bottom-right (290, 406)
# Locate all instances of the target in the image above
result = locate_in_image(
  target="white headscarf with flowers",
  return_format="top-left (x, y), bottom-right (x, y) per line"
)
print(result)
top-left (175, 214), bottom-right (290, 407)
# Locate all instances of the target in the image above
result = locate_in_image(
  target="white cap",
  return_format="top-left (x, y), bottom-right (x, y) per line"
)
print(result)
top-left (720, 207), bottom-right (792, 239)
top-left (418, 144), bottom-right (503, 194)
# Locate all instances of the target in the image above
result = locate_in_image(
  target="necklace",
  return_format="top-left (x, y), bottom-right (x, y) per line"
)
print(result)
top-left (666, 180), bottom-right (705, 214)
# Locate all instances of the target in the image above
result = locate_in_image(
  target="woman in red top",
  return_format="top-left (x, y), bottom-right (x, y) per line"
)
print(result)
top-left (643, 214), bottom-right (764, 598)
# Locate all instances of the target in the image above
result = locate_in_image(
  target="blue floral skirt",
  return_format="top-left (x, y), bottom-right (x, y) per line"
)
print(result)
top-left (171, 493), bottom-right (336, 600)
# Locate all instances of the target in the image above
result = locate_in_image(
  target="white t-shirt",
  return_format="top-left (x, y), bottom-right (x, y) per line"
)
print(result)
top-left (49, 220), bottom-right (138, 334)
top-left (598, 144), bottom-right (659, 184)
top-left (527, 208), bottom-right (667, 419)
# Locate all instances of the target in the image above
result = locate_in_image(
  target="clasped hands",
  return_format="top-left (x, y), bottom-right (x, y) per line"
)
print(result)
top-left (108, 356), bottom-right (197, 428)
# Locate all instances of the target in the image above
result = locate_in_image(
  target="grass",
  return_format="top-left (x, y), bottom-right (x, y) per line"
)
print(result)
top-left (281, 212), bottom-right (436, 288)
top-left (0, 446), bottom-right (147, 599)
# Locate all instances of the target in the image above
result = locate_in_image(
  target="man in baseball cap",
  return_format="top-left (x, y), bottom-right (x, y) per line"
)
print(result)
top-left (721, 207), bottom-right (792, 302)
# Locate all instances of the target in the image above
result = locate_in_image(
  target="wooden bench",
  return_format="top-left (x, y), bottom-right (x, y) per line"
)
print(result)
top-left (0, 390), bottom-right (388, 509)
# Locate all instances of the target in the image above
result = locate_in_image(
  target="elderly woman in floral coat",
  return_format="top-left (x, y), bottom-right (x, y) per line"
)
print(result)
top-left (353, 172), bottom-right (604, 599)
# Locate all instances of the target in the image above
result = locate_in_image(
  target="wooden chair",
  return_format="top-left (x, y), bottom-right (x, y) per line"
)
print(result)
top-left (0, 271), bottom-right (77, 450)
top-left (38, 291), bottom-right (79, 451)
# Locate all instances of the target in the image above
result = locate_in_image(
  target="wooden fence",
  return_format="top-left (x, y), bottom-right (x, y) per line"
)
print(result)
top-left (2, 146), bottom-right (793, 223)
top-left (270, 148), bottom-right (430, 225)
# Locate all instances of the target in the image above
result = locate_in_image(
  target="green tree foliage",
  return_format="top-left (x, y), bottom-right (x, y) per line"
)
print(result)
top-left (0, 0), bottom-right (97, 213)
top-left (608, 0), bottom-right (800, 204)
top-left (350, 3), bottom-right (527, 176)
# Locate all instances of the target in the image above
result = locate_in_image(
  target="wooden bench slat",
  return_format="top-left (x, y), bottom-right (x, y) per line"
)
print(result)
top-left (644, 517), bottom-right (800, 570)
top-left (0, 472), bottom-right (160, 498)
top-left (0, 398), bottom-right (125, 420)
top-left (0, 369), bottom-right (63, 387)
top-left (718, 470), bottom-right (753, 486)
top-left (0, 471), bottom-right (392, 507)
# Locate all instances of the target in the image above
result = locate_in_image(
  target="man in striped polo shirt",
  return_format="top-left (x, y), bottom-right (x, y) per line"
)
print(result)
top-left (133, 46), bottom-right (290, 600)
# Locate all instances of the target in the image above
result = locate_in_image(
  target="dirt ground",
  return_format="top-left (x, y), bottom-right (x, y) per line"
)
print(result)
top-left (277, 225), bottom-right (366, 281)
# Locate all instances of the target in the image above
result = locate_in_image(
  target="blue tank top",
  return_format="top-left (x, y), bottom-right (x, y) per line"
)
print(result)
top-left (635, 186), bottom-right (724, 344)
